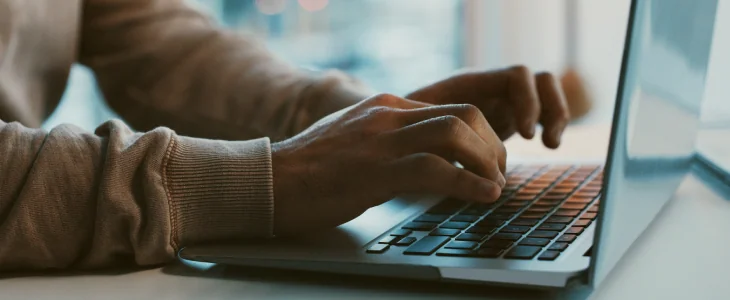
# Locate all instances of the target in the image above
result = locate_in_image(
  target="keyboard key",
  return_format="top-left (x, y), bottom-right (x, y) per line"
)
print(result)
top-left (445, 241), bottom-right (478, 249)
top-left (510, 219), bottom-right (539, 226)
top-left (534, 199), bottom-right (562, 206)
top-left (545, 191), bottom-right (569, 197)
top-left (554, 209), bottom-right (581, 217)
top-left (566, 197), bottom-right (593, 204)
top-left (477, 218), bottom-right (506, 227)
top-left (529, 231), bottom-right (559, 239)
top-left (403, 236), bottom-right (450, 255)
top-left (518, 188), bottom-right (543, 195)
top-left (501, 226), bottom-right (531, 234)
top-left (402, 222), bottom-right (437, 231)
top-left (367, 244), bottom-right (390, 253)
top-left (574, 219), bottom-right (592, 227)
top-left (436, 249), bottom-right (474, 257)
top-left (489, 213), bottom-right (516, 220)
top-left (512, 195), bottom-right (537, 201)
top-left (495, 206), bottom-right (522, 213)
top-left (588, 205), bottom-right (599, 213)
top-left (538, 223), bottom-right (566, 231)
top-left (504, 246), bottom-right (542, 259)
top-left (395, 236), bottom-right (416, 246)
top-left (555, 182), bottom-right (580, 188)
top-left (481, 240), bottom-right (514, 249)
top-left (560, 203), bottom-right (588, 210)
top-left (527, 207), bottom-right (552, 213)
top-left (575, 191), bottom-right (600, 197)
top-left (440, 222), bottom-right (471, 230)
top-left (566, 227), bottom-right (584, 234)
top-left (456, 233), bottom-right (486, 241)
top-left (581, 213), bottom-right (598, 220)
top-left (549, 242), bottom-right (569, 251)
top-left (429, 228), bottom-right (461, 237)
top-left (520, 212), bottom-right (547, 219)
top-left (390, 229), bottom-right (412, 237)
top-left (475, 248), bottom-right (503, 258)
top-left (538, 250), bottom-right (561, 261)
top-left (550, 188), bottom-right (575, 194)
top-left (557, 234), bottom-right (577, 243)
top-left (450, 215), bottom-right (480, 222)
top-left (519, 238), bottom-right (551, 246)
top-left (580, 187), bottom-right (602, 193)
top-left (546, 216), bottom-right (573, 224)
top-left (415, 214), bottom-right (449, 223)
top-left (379, 235), bottom-right (402, 244)
top-left (466, 226), bottom-right (497, 234)
top-left (459, 209), bottom-right (485, 215)
top-left (539, 195), bottom-right (567, 201)
top-left (493, 233), bottom-right (523, 241)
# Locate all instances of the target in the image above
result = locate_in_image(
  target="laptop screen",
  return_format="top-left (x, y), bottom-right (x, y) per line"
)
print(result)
top-left (697, 1), bottom-right (730, 185)
top-left (590, 0), bottom-right (718, 287)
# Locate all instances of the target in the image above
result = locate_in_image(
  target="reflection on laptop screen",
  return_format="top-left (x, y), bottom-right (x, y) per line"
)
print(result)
top-left (591, 0), bottom-right (718, 286)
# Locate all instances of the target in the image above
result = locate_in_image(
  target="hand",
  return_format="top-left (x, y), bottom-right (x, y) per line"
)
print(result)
top-left (271, 94), bottom-right (506, 236)
top-left (406, 66), bottom-right (570, 149)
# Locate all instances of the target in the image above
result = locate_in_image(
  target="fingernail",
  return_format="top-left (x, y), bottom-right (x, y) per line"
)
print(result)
top-left (498, 173), bottom-right (507, 187)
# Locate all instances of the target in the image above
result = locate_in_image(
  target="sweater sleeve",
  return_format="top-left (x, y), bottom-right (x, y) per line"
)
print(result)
top-left (78, 0), bottom-right (373, 142)
top-left (0, 119), bottom-right (272, 270)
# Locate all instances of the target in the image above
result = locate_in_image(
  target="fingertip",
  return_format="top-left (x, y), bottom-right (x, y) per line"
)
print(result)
top-left (520, 123), bottom-right (536, 140)
top-left (480, 180), bottom-right (502, 202)
top-left (544, 127), bottom-right (563, 149)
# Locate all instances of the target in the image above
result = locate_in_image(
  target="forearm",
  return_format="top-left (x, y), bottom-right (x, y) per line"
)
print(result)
top-left (0, 119), bottom-right (273, 270)
top-left (80, 0), bottom-right (373, 142)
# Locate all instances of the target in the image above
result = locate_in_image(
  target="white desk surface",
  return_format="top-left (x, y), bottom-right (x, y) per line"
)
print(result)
top-left (2, 124), bottom-right (729, 300)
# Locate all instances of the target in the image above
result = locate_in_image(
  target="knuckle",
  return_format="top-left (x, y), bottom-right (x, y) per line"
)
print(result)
top-left (510, 65), bottom-right (531, 77)
top-left (456, 104), bottom-right (481, 123)
top-left (498, 143), bottom-right (508, 160)
top-left (370, 93), bottom-right (400, 106)
top-left (437, 115), bottom-right (463, 135)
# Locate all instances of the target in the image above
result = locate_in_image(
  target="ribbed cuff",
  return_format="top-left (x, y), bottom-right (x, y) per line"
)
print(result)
top-left (162, 136), bottom-right (274, 247)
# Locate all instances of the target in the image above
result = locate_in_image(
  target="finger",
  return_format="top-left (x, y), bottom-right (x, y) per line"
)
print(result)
top-left (535, 72), bottom-right (570, 149)
top-left (362, 93), bottom-right (432, 110)
top-left (389, 116), bottom-right (506, 187)
top-left (396, 104), bottom-right (499, 146)
top-left (390, 153), bottom-right (502, 202)
top-left (505, 66), bottom-right (541, 139)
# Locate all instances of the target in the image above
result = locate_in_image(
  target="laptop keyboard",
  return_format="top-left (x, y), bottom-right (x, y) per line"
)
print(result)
top-left (366, 165), bottom-right (603, 261)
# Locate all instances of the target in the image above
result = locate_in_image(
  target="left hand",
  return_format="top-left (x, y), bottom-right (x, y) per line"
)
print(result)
top-left (406, 65), bottom-right (570, 149)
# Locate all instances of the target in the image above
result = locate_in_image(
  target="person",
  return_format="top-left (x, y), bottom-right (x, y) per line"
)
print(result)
top-left (0, 0), bottom-right (570, 271)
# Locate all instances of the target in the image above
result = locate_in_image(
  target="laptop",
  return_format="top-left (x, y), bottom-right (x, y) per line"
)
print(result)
top-left (181, 0), bottom-right (718, 290)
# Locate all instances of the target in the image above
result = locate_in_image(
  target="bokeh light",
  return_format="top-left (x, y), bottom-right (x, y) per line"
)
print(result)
top-left (256, 0), bottom-right (287, 15)
top-left (297, 0), bottom-right (329, 12)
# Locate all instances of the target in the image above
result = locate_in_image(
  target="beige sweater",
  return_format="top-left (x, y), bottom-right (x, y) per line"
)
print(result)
top-left (0, 0), bottom-right (371, 270)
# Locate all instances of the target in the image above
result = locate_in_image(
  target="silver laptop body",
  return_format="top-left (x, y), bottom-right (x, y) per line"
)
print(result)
top-left (181, 0), bottom-right (718, 290)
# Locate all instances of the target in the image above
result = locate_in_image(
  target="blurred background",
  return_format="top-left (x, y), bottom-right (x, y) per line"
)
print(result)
top-left (44, 0), bottom-right (730, 133)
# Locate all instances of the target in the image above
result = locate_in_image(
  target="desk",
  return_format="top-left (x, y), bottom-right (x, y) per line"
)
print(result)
top-left (1, 125), bottom-right (729, 300)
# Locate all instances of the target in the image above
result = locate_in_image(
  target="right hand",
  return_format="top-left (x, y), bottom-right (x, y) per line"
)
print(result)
top-left (271, 94), bottom-right (507, 236)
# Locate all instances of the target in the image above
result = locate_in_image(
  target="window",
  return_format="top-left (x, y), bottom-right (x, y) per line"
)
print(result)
top-left (47, 0), bottom-right (635, 130)
top-left (191, 0), bottom-right (464, 96)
